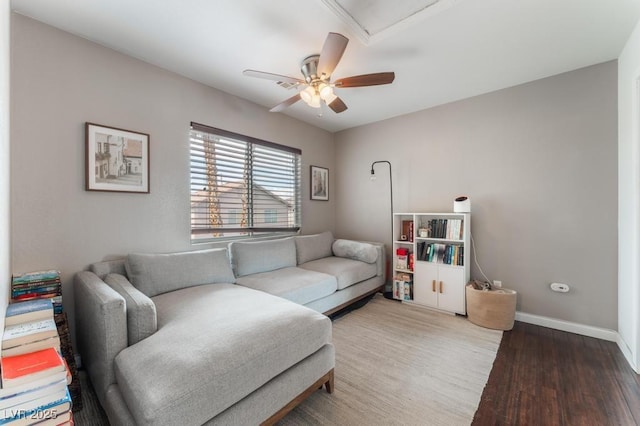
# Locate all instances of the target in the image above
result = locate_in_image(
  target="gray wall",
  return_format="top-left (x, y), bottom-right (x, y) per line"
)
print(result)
top-left (9, 13), bottom-right (621, 336)
top-left (335, 61), bottom-right (618, 330)
top-left (10, 14), bottom-right (335, 339)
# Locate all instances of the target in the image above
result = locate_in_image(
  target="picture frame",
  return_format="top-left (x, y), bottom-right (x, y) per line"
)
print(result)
top-left (85, 122), bottom-right (150, 193)
top-left (310, 165), bottom-right (329, 201)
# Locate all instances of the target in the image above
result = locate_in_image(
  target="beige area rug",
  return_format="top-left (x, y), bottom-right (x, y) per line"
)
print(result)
top-left (279, 295), bottom-right (503, 426)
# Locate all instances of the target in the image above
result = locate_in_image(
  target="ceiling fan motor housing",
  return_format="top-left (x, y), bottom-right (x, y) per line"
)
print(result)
top-left (301, 55), bottom-right (321, 83)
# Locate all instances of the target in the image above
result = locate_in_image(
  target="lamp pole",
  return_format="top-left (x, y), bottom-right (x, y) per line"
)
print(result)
top-left (370, 161), bottom-right (393, 296)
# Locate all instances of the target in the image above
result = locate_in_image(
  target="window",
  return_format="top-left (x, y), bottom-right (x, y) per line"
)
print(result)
top-left (264, 209), bottom-right (278, 224)
top-left (190, 123), bottom-right (301, 241)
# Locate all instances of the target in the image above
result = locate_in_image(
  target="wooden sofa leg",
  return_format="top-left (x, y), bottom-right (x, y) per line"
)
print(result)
top-left (325, 369), bottom-right (334, 394)
top-left (261, 369), bottom-right (336, 425)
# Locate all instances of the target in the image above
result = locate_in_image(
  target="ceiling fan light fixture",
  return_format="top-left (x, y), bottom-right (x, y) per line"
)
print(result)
top-left (309, 93), bottom-right (322, 108)
top-left (301, 86), bottom-right (322, 108)
top-left (318, 83), bottom-right (334, 101)
top-left (300, 86), bottom-right (314, 104)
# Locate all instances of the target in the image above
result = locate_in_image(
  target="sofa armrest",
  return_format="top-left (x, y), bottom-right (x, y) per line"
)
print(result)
top-left (104, 273), bottom-right (157, 346)
top-left (350, 240), bottom-right (385, 279)
top-left (368, 242), bottom-right (385, 278)
top-left (74, 271), bottom-right (127, 407)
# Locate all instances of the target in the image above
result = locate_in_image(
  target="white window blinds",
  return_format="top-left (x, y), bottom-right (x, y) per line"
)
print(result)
top-left (190, 123), bottom-right (301, 241)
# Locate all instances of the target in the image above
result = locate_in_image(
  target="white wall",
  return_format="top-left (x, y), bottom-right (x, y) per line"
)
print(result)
top-left (335, 61), bottom-right (618, 330)
top-left (0, 1), bottom-right (10, 330)
top-left (618, 19), bottom-right (640, 372)
top-left (10, 14), bottom-right (335, 341)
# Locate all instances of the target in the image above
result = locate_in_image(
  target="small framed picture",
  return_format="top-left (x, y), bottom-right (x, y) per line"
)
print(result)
top-left (85, 122), bottom-right (150, 193)
top-left (310, 165), bottom-right (329, 201)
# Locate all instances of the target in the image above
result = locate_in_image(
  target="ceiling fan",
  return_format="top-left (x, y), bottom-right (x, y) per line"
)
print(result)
top-left (243, 32), bottom-right (395, 114)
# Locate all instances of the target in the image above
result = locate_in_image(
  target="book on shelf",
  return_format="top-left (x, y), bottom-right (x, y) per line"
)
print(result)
top-left (396, 273), bottom-right (412, 282)
top-left (10, 280), bottom-right (61, 292)
top-left (11, 271), bottom-right (60, 286)
top-left (10, 279), bottom-right (61, 291)
top-left (50, 296), bottom-right (63, 316)
top-left (3, 411), bottom-right (74, 426)
top-left (29, 411), bottom-right (73, 426)
top-left (403, 282), bottom-right (412, 301)
top-left (0, 370), bottom-right (68, 400)
top-left (423, 218), bottom-right (464, 240)
top-left (0, 348), bottom-right (66, 389)
top-left (5, 300), bottom-right (54, 327)
top-left (418, 243), bottom-right (464, 266)
top-left (11, 292), bottom-right (61, 303)
top-left (392, 280), bottom-right (405, 301)
top-left (0, 387), bottom-right (71, 426)
top-left (11, 286), bottom-right (61, 299)
top-left (10, 271), bottom-right (63, 315)
top-left (2, 319), bottom-right (58, 350)
top-left (401, 220), bottom-right (414, 242)
top-left (393, 273), bottom-right (413, 301)
top-left (0, 378), bottom-right (68, 410)
top-left (1, 336), bottom-right (61, 358)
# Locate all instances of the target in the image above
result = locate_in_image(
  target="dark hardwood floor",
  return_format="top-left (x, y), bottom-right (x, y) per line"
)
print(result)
top-left (473, 321), bottom-right (640, 425)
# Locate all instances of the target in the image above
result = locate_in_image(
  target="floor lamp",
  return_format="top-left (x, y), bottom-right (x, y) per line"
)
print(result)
top-left (370, 161), bottom-right (393, 298)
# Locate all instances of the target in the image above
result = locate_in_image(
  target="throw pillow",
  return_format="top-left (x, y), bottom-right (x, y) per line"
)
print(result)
top-left (332, 240), bottom-right (378, 264)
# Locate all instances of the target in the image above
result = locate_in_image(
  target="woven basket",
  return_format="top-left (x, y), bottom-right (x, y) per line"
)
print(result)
top-left (466, 284), bottom-right (517, 331)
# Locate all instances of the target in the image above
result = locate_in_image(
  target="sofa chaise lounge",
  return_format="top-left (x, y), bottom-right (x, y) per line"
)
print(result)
top-left (74, 232), bottom-right (384, 425)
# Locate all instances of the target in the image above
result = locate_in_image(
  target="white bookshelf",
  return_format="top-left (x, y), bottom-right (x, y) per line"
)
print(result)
top-left (392, 212), bottom-right (470, 314)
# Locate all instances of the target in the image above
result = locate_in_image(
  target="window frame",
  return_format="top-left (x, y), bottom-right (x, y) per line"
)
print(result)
top-left (189, 122), bottom-right (302, 243)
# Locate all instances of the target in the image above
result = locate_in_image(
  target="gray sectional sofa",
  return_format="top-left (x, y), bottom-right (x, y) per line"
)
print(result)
top-left (74, 231), bottom-right (384, 425)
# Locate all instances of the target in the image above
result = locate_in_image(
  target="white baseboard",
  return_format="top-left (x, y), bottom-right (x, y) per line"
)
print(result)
top-left (508, 312), bottom-right (640, 374)
top-left (616, 334), bottom-right (639, 374)
top-left (515, 311), bottom-right (618, 342)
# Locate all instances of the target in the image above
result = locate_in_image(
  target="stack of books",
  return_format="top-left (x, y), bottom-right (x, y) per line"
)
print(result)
top-left (11, 271), bottom-right (62, 315)
top-left (393, 273), bottom-right (413, 301)
top-left (2, 300), bottom-right (60, 357)
top-left (0, 300), bottom-right (73, 424)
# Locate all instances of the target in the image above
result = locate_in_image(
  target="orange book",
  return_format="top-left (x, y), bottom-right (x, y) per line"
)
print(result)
top-left (1, 347), bottom-right (66, 388)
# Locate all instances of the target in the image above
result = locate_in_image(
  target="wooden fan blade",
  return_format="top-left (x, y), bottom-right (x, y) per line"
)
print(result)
top-left (270, 93), bottom-right (301, 112)
top-left (334, 72), bottom-right (395, 88)
top-left (243, 69), bottom-right (303, 85)
top-left (327, 96), bottom-right (347, 113)
top-left (317, 33), bottom-right (349, 79)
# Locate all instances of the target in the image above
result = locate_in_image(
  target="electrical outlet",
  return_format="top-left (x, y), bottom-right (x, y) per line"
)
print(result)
top-left (550, 282), bottom-right (570, 293)
top-left (493, 280), bottom-right (502, 288)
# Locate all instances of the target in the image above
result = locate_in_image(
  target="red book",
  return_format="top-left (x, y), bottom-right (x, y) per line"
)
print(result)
top-left (1, 347), bottom-right (66, 388)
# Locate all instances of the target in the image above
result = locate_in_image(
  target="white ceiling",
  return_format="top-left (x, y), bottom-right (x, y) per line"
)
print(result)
top-left (10, 0), bottom-right (640, 133)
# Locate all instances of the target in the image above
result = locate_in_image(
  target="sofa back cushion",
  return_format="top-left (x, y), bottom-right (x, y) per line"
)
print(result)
top-left (229, 237), bottom-right (296, 277)
top-left (125, 248), bottom-right (235, 297)
top-left (89, 258), bottom-right (127, 280)
top-left (295, 231), bottom-right (334, 265)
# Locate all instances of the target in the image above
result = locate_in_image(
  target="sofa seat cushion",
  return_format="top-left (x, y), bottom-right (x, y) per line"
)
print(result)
top-left (114, 284), bottom-right (331, 426)
top-left (235, 267), bottom-right (337, 305)
top-left (300, 256), bottom-right (378, 290)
